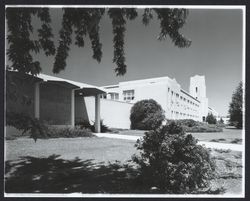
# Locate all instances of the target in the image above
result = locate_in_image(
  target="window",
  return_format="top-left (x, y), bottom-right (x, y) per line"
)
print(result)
top-left (110, 93), bottom-right (119, 100)
top-left (196, 87), bottom-right (198, 93)
top-left (123, 90), bottom-right (134, 101)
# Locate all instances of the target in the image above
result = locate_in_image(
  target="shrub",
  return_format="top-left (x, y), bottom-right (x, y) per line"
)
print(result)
top-left (6, 111), bottom-right (47, 141)
top-left (132, 121), bottom-right (215, 194)
top-left (184, 124), bottom-right (223, 133)
top-left (175, 119), bottom-right (199, 127)
top-left (172, 119), bottom-right (223, 133)
top-left (45, 126), bottom-right (93, 138)
top-left (130, 99), bottom-right (165, 130)
top-left (6, 112), bottom-right (94, 141)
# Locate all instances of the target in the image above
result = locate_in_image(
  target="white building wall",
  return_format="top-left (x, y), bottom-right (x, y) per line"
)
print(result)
top-left (121, 82), bottom-right (168, 111)
top-left (85, 97), bottom-right (133, 129)
top-left (189, 75), bottom-right (209, 120)
top-left (103, 76), bottom-right (203, 121)
top-left (100, 75), bottom-right (216, 125)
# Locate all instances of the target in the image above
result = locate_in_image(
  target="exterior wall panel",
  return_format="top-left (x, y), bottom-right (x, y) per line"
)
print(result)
top-left (75, 96), bottom-right (89, 123)
top-left (6, 75), bottom-right (35, 118)
top-left (85, 97), bottom-right (133, 129)
top-left (40, 83), bottom-right (72, 125)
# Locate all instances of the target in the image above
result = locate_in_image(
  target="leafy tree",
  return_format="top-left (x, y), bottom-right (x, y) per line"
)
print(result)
top-left (130, 99), bottom-right (165, 130)
top-left (219, 118), bottom-right (224, 124)
top-left (228, 82), bottom-right (243, 129)
top-left (205, 113), bottom-right (217, 124)
top-left (6, 7), bottom-right (191, 76)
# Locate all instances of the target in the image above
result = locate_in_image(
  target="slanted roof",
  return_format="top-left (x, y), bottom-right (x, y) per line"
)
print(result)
top-left (6, 70), bottom-right (43, 83)
top-left (38, 74), bottom-right (107, 96)
top-left (6, 70), bottom-right (106, 95)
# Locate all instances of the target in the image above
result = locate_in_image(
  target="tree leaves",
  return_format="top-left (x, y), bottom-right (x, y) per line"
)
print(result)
top-left (53, 8), bottom-right (105, 73)
top-left (6, 8), bottom-right (55, 75)
top-left (154, 8), bottom-right (191, 48)
top-left (108, 8), bottom-right (128, 76)
top-left (6, 7), bottom-right (191, 76)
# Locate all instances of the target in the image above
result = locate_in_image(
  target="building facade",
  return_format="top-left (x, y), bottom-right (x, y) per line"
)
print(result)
top-left (6, 71), bottom-right (106, 132)
top-left (6, 71), bottom-right (219, 132)
top-left (102, 75), bottom-right (218, 122)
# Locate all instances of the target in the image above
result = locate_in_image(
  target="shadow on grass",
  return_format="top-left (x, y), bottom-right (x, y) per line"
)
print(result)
top-left (5, 155), bottom-right (228, 194)
top-left (5, 155), bottom-right (149, 194)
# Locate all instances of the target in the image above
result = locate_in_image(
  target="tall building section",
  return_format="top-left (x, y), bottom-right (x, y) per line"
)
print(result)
top-left (189, 75), bottom-right (209, 121)
top-left (102, 75), bottom-right (218, 122)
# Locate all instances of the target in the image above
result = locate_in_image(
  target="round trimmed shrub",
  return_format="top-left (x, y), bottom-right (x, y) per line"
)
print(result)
top-left (130, 99), bottom-right (165, 130)
top-left (132, 121), bottom-right (215, 193)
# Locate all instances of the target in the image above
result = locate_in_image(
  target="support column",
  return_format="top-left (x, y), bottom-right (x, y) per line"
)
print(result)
top-left (34, 82), bottom-right (41, 119)
top-left (94, 94), bottom-right (101, 133)
top-left (71, 89), bottom-right (75, 127)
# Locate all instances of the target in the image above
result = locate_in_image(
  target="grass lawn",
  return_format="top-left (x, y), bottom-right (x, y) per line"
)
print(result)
top-left (5, 136), bottom-right (137, 162)
top-left (5, 136), bottom-right (243, 195)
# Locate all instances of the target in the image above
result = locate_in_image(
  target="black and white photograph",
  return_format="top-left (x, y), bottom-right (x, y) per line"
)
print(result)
top-left (4, 4), bottom-right (245, 198)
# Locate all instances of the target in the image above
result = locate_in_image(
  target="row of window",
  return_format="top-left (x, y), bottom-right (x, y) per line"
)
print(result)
top-left (100, 93), bottom-right (119, 100)
top-left (171, 110), bottom-right (199, 119)
top-left (101, 90), bottom-right (135, 102)
top-left (168, 88), bottom-right (199, 107)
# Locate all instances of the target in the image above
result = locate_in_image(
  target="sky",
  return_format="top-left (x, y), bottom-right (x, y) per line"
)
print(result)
top-left (16, 7), bottom-right (244, 116)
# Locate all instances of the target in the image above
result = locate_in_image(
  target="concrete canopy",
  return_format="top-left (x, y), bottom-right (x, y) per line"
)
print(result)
top-left (38, 73), bottom-right (107, 94)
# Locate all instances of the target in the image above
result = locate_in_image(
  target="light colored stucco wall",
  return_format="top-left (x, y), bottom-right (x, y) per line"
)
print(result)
top-left (85, 97), bottom-right (133, 129)
top-left (75, 96), bottom-right (89, 123)
top-left (103, 76), bottom-right (202, 121)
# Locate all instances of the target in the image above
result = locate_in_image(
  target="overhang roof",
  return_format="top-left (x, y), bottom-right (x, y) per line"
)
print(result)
top-left (6, 70), bottom-right (107, 96)
top-left (6, 70), bottom-right (43, 82)
top-left (38, 74), bottom-right (107, 96)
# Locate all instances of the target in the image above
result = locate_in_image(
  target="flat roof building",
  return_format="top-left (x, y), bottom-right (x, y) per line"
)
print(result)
top-left (102, 75), bottom-right (218, 122)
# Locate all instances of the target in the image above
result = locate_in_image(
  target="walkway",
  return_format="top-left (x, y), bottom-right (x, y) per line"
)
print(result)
top-left (95, 133), bottom-right (243, 152)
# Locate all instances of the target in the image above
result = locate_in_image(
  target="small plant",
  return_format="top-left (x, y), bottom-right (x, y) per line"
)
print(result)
top-left (130, 99), bottom-right (165, 130)
top-left (132, 121), bottom-right (215, 194)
